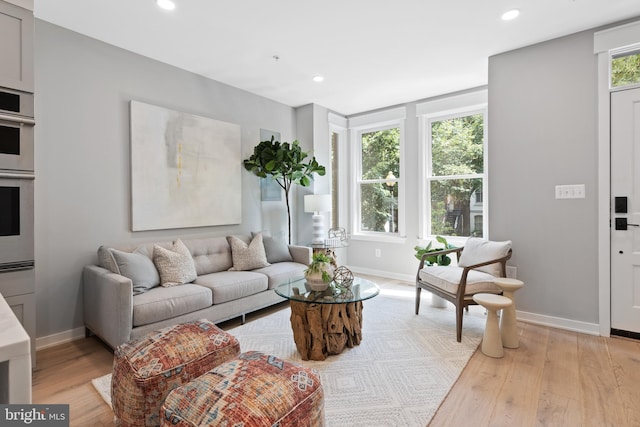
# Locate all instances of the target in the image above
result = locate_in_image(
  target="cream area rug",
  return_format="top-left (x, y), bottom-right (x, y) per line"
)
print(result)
top-left (92, 283), bottom-right (485, 426)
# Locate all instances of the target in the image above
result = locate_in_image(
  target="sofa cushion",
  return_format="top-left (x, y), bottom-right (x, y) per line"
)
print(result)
top-left (194, 271), bottom-right (268, 304)
top-left (252, 231), bottom-right (293, 263)
top-left (110, 247), bottom-right (160, 295)
top-left (183, 237), bottom-right (233, 275)
top-left (132, 284), bottom-right (213, 327)
top-left (153, 239), bottom-right (198, 287)
top-left (253, 262), bottom-right (307, 289)
top-left (458, 237), bottom-right (512, 277)
top-left (418, 265), bottom-right (500, 295)
top-left (227, 233), bottom-right (270, 271)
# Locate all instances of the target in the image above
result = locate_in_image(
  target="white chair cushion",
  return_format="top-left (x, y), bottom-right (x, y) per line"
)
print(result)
top-left (419, 265), bottom-right (501, 295)
top-left (457, 237), bottom-right (512, 277)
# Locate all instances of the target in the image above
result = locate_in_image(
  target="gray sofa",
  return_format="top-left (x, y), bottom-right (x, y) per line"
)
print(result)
top-left (83, 234), bottom-right (310, 349)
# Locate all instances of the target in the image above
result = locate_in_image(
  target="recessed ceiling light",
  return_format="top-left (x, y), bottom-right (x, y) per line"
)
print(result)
top-left (313, 75), bottom-right (324, 83)
top-left (501, 9), bottom-right (520, 21)
top-left (157, 0), bottom-right (176, 11)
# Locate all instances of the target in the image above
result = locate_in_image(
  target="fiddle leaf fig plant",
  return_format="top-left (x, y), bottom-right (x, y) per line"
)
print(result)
top-left (244, 137), bottom-right (325, 244)
top-left (414, 236), bottom-right (456, 266)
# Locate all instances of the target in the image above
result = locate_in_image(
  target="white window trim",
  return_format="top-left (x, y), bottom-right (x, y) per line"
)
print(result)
top-left (328, 112), bottom-right (349, 233)
top-left (416, 89), bottom-right (488, 247)
top-left (348, 107), bottom-right (406, 242)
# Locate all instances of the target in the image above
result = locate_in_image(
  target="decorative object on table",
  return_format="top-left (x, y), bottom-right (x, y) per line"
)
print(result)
top-left (243, 137), bottom-right (325, 244)
top-left (414, 235), bottom-right (455, 266)
top-left (333, 266), bottom-right (354, 289)
top-left (130, 100), bottom-right (242, 231)
top-left (327, 227), bottom-right (349, 247)
top-left (304, 252), bottom-right (334, 291)
top-left (304, 194), bottom-right (332, 244)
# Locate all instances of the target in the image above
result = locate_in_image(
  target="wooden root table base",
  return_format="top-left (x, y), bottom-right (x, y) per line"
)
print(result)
top-left (289, 300), bottom-right (363, 361)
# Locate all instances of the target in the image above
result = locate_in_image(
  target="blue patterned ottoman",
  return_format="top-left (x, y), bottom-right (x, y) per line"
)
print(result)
top-left (160, 351), bottom-right (325, 427)
top-left (112, 320), bottom-right (241, 427)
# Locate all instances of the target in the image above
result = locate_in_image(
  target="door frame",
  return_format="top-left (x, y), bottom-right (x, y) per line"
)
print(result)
top-left (595, 20), bottom-right (640, 337)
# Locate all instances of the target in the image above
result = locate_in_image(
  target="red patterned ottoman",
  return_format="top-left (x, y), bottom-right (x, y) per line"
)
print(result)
top-left (112, 320), bottom-right (241, 427)
top-left (160, 351), bottom-right (325, 427)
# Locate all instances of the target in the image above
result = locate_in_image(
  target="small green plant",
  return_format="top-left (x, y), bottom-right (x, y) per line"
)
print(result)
top-left (414, 236), bottom-right (455, 266)
top-left (305, 253), bottom-right (333, 282)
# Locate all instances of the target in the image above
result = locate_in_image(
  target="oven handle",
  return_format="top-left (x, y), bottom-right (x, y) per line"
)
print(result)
top-left (0, 113), bottom-right (35, 126)
top-left (0, 172), bottom-right (35, 179)
top-left (0, 261), bottom-right (35, 273)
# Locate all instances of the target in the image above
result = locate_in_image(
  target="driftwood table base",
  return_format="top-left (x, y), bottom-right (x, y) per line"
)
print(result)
top-left (289, 300), bottom-right (363, 361)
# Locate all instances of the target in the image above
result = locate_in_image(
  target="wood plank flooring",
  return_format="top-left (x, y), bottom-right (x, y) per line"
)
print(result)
top-left (31, 279), bottom-right (640, 427)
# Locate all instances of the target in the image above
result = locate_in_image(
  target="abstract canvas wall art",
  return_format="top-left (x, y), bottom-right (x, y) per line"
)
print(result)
top-left (130, 101), bottom-right (242, 231)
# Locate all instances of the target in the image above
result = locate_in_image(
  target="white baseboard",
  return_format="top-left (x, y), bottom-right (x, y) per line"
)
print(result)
top-left (36, 326), bottom-right (86, 351)
top-left (516, 310), bottom-right (600, 336)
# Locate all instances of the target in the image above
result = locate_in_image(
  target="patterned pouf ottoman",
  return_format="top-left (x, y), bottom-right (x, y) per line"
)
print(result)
top-left (160, 351), bottom-right (324, 427)
top-left (112, 319), bottom-right (241, 427)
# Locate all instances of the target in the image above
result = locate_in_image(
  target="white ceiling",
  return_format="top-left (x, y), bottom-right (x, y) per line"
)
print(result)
top-left (34, 0), bottom-right (640, 115)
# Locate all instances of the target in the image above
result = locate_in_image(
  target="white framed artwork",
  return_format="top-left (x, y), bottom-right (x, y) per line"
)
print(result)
top-left (130, 100), bottom-right (242, 231)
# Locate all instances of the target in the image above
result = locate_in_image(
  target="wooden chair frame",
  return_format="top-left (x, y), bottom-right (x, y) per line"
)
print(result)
top-left (415, 246), bottom-right (513, 342)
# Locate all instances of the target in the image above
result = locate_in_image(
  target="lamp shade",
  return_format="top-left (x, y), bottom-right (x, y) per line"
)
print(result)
top-left (304, 194), bottom-right (332, 213)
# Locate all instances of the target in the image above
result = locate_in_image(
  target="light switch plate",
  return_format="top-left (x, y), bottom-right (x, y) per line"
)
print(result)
top-left (555, 184), bottom-right (585, 199)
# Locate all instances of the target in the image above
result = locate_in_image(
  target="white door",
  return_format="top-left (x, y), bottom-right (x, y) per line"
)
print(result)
top-left (611, 87), bottom-right (640, 335)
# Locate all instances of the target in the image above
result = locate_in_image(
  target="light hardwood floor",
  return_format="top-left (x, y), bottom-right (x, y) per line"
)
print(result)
top-left (32, 278), bottom-right (640, 427)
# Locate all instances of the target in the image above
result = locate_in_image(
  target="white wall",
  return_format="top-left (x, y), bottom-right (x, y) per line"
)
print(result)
top-left (34, 21), bottom-right (296, 338)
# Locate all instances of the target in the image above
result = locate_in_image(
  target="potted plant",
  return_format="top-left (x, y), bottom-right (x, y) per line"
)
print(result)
top-left (243, 137), bottom-right (326, 244)
top-left (304, 252), bottom-right (334, 291)
top-left (414, 236), bottom-right (455, 266)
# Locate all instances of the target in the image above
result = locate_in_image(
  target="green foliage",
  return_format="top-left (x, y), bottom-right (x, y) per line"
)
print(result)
top-left (359, 128), bottom-right (399, 232)
top-left (305, 252), bottom-right (333, 282)
top-left (244, 137), bottom-right (326, 243)
top-left (612, 53), bottom-right (640, 87)
top-left (414, 236), bottom-right (456, 266)
top-left (430, 114), bottom-right (484, 237)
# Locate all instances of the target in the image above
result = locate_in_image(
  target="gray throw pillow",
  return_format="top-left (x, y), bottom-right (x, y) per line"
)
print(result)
top-left (153, 238), bottom-right (198, 287)
top-left (228, 233), bottom-right (270, 271)
top-left (252, 231), bottom-right (293, 263)
top-left (110, 247), bottom-right (160, 295)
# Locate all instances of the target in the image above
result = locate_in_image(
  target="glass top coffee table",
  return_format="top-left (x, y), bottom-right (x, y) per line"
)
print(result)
top-left (275, 276), bottom-right (380, 360)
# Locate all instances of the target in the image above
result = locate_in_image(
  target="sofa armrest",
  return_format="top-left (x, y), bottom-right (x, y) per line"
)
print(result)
top-left (288, 245), bottom-right (312, 265)
top-left (83, 265), bottom-right (133, 349)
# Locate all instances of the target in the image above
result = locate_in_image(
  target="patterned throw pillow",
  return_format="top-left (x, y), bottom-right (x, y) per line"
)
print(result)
top-left (153, 239), bottom-right (197, 287)
top-left (227, 233), bottom-right (270, 271)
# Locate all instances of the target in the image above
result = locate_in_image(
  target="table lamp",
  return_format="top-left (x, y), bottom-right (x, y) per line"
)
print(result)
top-left (304, 194), bottom-right (332, 244)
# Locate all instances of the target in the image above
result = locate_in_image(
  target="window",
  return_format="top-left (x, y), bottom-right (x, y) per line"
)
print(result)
top-left (611, 48), bottom-right (640, 88)
top-left (349, 107), bottom-right (405, 239)
top-left (417, 90), bottom-right (487, 241)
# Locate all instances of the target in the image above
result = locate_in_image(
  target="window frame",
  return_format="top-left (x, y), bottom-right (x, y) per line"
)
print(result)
top-left (349, 107), bottom-right (406, 242)
top-left (416, 89), bottom-right (488, 247)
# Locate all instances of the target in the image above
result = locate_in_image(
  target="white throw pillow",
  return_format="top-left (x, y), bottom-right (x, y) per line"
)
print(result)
top-left (228, 233), bottom-right (270, 271)
top-left (457, 237), bottom-right (512, 277)
top-left (153, 238), bottom-right (197, 287)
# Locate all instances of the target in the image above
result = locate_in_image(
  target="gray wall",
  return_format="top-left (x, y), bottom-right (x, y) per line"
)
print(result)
top-left (488, 30), bottom-right (599, 323)
top-left (33, 20), bottom-right (296, 339)
top-left (346, 30), bottom-right (601, 325)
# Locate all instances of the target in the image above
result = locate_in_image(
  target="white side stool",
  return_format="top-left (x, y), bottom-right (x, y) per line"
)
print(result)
top-left (472, 293), bottom-right (512, 358)
top-left (494, 278), bottom-right (524, 349)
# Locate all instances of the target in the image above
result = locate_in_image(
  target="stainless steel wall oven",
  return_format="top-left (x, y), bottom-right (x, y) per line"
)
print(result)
top-left (0, 173), bottom-right (34, 270)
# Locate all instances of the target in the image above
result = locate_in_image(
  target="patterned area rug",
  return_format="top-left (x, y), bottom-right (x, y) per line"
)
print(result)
top-left (92, 283), bottom-right (484, 426)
